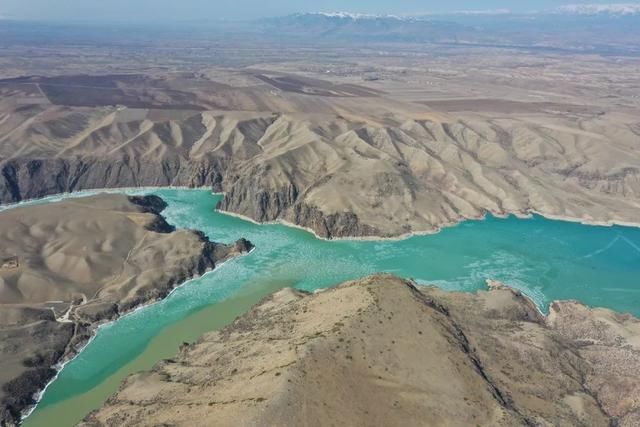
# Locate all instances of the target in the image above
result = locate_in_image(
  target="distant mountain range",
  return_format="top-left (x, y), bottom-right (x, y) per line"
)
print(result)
top-left (263, 3), bottom-right (640, 25)
top-left (257, 6), bottom-right (640, 54)
top-left (1, 4), bottom-right (638, 54)
top-left (259, 13), bottom-right (481, 43)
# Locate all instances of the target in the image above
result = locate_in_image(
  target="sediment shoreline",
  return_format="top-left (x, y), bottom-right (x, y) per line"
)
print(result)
top-left (0, 193), bottom-right (254, 426)
top-left (20, 251), bottom-right (250, 424)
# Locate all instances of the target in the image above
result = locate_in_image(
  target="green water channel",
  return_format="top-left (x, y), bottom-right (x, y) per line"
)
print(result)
top-left (16, 188), bottom-right (640, 426)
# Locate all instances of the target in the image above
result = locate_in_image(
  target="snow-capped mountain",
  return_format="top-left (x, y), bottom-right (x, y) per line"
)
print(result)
top-left (259, 12), bottom-right (477, 42)
top-left (272, 5), bottom-right (640, 24)
top-left (282, 12), bottom-right (432, 24)
top-left (303, 12), bottom-right (403, 20)
top-left (556, 3), bottom-right (640, 16)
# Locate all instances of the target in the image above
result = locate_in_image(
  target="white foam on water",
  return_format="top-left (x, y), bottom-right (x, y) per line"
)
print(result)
top-left (583, 235), bottom-right (621, 258)
top-left (621, 235), bottom-right (640, 255)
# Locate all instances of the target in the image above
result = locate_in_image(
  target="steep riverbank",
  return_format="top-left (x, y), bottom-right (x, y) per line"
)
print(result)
top-left (0, 194), bottom-right (253, 426)
top-left (84, 274), bottom-right (640, 426)
top-left (1, 104), bottom-right (640, 239)
top-left (17, 188), bottom-right (640, 427)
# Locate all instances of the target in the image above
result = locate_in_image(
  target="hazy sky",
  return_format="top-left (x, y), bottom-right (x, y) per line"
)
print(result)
top-left (0, 1), bottom-right (637, 22)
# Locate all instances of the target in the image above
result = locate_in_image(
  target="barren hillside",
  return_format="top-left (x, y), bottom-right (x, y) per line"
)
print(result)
top-left (83, 275), bottom-right (640, 427)
top-left (0, 194), bottom-right (252, 425)
top-left (1, 71), bottom-right (638, 237)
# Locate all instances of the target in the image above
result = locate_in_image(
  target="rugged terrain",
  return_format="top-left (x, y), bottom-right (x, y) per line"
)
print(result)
top-left (83, 275), bottom-right (640, 427)
top-left (1, 8), bottom-right (639, 240)
top-left (0, 59), bottom-right (639, 238)
top-left (1, 14), bottom-right (639, 427)
top-left (0, 194), bottom-right (253, 426)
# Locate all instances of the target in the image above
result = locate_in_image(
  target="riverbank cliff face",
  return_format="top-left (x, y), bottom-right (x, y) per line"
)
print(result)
top-left (83, 275), bottom-right (640, 427)
top-left (0, 194), bottom-right (253, 426)
top-left (1, 104), bottom-right (639, 239)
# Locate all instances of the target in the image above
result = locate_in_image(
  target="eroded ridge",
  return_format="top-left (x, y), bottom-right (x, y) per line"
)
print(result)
top-left (85, 275), bottom-right (640, 427)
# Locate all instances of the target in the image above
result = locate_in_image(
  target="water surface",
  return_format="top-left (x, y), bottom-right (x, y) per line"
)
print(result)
top-left (21, 189), bottom-right (640, 426)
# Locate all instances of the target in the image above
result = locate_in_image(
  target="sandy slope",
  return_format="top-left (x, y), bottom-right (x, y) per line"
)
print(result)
top-left (0, 194), bottom-right (252, 426)
top-left (83, 275), bottom-right (640, 427)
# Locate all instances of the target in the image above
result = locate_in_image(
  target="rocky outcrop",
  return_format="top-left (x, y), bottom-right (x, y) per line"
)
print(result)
top-left (0, 194), bottom-right (253, 426)
top-left (0, 157), bottom-right (228, 204)
top-left (128, 195), bottom-right (174, 232)
top-left (217, 183), bottom-right (381, 238)
top-left (83, 275), bottom-right (640, 427)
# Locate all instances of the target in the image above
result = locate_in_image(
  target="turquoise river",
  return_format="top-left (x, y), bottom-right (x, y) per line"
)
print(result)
top-left (11, 188), bottom-right (640, 426)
